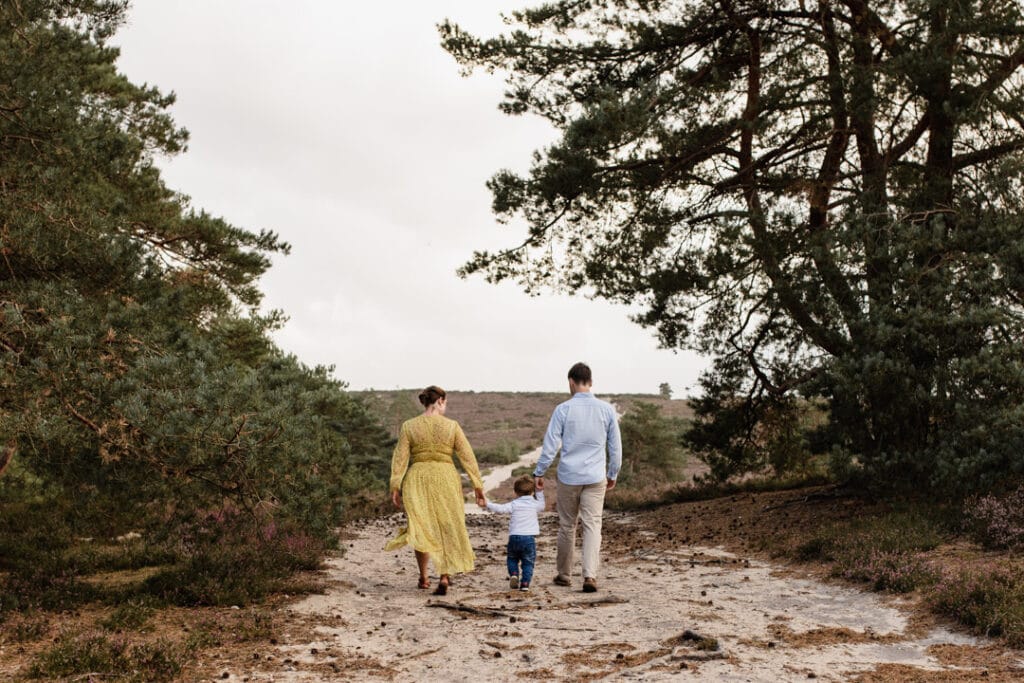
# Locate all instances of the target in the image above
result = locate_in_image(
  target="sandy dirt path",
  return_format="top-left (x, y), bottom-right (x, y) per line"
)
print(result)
top-left (209, 449), bottom-right (1021, 681)
top-left (475, 446), bottom-right (542, 497)
top-left (217, 503), bottom-right (1024, 682)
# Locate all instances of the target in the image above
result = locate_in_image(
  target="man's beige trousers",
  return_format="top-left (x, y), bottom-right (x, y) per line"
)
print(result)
top-left (555, 479), bottom-right (607, 580)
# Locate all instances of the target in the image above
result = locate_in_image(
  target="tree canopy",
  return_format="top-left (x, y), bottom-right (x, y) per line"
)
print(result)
top-left (442, 0), bottom-right (1024, 492)
top-left (0, 0), bottom-right (390, 582)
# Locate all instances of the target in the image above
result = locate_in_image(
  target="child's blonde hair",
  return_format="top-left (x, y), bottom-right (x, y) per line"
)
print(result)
top-left (513, 475), bottom-right (536, 497)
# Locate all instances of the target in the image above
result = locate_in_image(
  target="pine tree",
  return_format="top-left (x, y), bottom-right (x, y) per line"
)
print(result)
top-left (0, 1), bottom-right (390, 551)
top-left (442, 0), bottom-right (1024, 492)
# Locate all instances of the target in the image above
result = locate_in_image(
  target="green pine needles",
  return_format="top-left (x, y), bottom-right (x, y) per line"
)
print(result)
top-left (442, 0), bottom-right (1024, 494)
top-left (0, 1), bottom-right (391, 607)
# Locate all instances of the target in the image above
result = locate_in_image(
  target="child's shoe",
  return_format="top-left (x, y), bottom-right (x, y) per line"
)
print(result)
top-left (519, 581), bottom-right (530, 592)
top-left (508, 575), bottom-right (520, 590)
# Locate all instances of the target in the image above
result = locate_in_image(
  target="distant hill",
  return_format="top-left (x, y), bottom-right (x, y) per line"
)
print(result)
top-left (355, 390), bottom-right (693, 461)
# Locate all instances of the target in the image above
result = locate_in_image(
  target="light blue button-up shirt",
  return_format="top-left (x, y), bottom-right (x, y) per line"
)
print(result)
top-left (533, 392), bottom-right (622, 486)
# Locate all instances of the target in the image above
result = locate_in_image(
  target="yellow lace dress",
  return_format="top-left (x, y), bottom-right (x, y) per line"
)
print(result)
top-left (385, 414), bottom-right (483, 575)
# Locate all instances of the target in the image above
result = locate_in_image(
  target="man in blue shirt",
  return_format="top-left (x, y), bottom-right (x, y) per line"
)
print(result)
top-left (533, 362), bottom-right (622, 592)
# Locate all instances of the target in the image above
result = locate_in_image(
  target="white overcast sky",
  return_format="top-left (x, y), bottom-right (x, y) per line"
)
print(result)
top-left (112, 1), bottom-right (708, 394)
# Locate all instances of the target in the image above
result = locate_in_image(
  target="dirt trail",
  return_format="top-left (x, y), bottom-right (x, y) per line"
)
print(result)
top-left (475, 446), bottom-right (542, 495)
top-left (215, 504), bottom-right (1024, 682)
top-left (210, 450), bottom-right (1022, 681)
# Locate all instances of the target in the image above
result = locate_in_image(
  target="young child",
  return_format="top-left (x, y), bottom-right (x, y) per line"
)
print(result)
top-left (478, 475), bottom-right (545, 591)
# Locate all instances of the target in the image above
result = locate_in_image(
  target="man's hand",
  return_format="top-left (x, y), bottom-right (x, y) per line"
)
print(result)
top-left (606, 478), bottom-right (616, 491)
top-left (391, 490), bottom-right (402, 509)
top-left (534, 476), bottom-right (545, 491)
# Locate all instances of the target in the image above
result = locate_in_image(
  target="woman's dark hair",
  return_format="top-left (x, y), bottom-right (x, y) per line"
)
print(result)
top-left (568, 362), bottom-right (592, 385)
top-left (418, 385), bottom-right (446, 407)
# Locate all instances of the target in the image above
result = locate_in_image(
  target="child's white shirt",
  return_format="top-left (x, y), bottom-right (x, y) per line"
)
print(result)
top-left (485, 491), bottom-right (545, 536)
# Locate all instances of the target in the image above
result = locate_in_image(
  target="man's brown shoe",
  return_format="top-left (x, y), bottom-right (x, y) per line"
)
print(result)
top-left (553, 574), bottom-right (572, 586)
top-left (582, 577), bottom-right (598, 593)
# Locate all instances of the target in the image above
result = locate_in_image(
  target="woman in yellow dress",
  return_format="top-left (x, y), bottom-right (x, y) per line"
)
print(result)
top-left (386, 385), bottom-right (484, 595)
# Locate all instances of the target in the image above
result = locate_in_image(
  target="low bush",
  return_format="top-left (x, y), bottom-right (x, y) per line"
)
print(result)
top-left (928, 568), bottom-right (1024, 646)
top-left (963, 485), bottom-right (1024, 551)
top-left (101, 598), bottom-right (157, 632)
top-left (28, 629), bottom-right (183, 682)
top-left (0, 567), bottom-right (100, 613)
top-left (184, 609), bottom-right (278, 651)
top-left (0, 610), bottom-right (49, 644)
top-left (617, 402), bottom-right (689, 486)
top-left (143, 506), bottom-right (326, 606)
top-left (797, 510), bottom-right (943, 560)
top-left (796, 510), bottom-right (944, 593)
top-left (607, 473), bottom-right (832, 511)
top-left (838, 550), bottom-right (938, 593)
top-left (477, 438), bottom-right (525, 465)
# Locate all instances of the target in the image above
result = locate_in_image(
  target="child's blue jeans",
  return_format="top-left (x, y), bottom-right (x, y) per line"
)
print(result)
top-left (506, 535), bottom-right (537, 584)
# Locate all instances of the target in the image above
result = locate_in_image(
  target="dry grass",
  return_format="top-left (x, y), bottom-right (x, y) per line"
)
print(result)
top-left (356, 389), bottom-right (693, 453)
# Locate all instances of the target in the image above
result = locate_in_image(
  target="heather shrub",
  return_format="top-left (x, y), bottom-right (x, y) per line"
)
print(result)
top-left (28, 629), bottom-right (183, 682)
top-left (838, 550), bottom-right (938, 593)
top-left (963, 486), bottom-right (1024, 551)
top-left (143, 506), bottom-right (327, 606)
top-left (476, 438), bottom-right (524, 465)
top-left (101, 598), bottom-right (157, 632)
top-left (0, 611), bottom-right (48, 644)
top-left (797, 510), bottom-right (943, 592)
top-left (928, 568), bottom-right (1024, 646)
top-left (617, 402), bottom-right (689, 486)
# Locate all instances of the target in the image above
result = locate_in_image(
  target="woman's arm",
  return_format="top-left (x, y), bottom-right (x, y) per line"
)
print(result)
top-left (452, 422), bottom-right (484, 491)
top-left (389, 423), bottom-right (411, 500)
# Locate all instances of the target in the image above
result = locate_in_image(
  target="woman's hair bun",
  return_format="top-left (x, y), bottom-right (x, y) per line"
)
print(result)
top-left (418, 385), bottom-right (446, 407)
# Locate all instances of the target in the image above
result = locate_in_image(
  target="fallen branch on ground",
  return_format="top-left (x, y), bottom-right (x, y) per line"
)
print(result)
top-left (532, 625), bottom-right (598, 632)
top-left (566, 595), bottom-right (629, 607)
top-left (426, 601), bottom-right (508, 617)
top-left (761, 487), bottom-right (847, 512)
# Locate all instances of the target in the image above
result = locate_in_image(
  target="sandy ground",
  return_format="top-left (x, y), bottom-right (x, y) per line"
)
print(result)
top-left (246, 513), bottom-right (1022, 682)
top-left (211, 452), bottom-right (1024, 682)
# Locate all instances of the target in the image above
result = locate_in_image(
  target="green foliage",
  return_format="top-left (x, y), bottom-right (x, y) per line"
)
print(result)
top-left (101, 598), bottom-right (157, 633)
top-left (616, 401), bottom-right (688, 486)
top-left (0, 0), bottom-right (392, 612)
top-left (605, 471), bottom-right (831, 511)
top-left (797, 510), bottom-right (944, 592)
top-left (442, 0), bottom-right (1024, 495)
top-left (477, 437), bottom-right (524, 464)
top-left (963, 485), bottom-right (1024, 551)
top-left (0, 611), bottom-right (48, 644)
top-left (142, 506), bottom-right (326, 607)
top-left (929, 568), bottom-right (1024, 646)
top-left (29, 629), bottom-right (183, 682)
top-left (686, 358), bottom-right (822, 482)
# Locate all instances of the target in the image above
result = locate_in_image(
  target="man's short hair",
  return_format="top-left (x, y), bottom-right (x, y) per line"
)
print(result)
top-left (568, 362), bottom-right (592, 385)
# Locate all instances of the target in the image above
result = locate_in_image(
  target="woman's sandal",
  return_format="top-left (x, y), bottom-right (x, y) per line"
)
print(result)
top-left (432, 576), bottom-right (450, 596)
top-left (417, 577), bottom-right (430, 590)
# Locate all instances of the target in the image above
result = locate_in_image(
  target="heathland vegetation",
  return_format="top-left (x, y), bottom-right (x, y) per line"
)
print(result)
top-left (438, 0), bottom-right (1024, 652)
top-left (6, 0), bottom-right (1024, 679)
top-left (1, 3), bottom-right (393, 678)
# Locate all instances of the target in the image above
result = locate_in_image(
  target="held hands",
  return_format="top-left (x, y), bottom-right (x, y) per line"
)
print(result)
top-left (474, 488), bottom-right (486, 508)
top-left (534, 476), bottom-right (545, 491)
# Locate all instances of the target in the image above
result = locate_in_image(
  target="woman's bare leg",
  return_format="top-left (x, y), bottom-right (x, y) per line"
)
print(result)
top-left (415, 550), bottom-right (430, 585)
